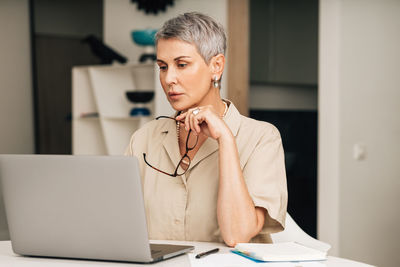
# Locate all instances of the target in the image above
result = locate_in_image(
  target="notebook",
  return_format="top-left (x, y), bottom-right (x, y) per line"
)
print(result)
top-left (233, 242), bottom-right (327, 262)
top-left (0, 154), bottom-right (194, 263)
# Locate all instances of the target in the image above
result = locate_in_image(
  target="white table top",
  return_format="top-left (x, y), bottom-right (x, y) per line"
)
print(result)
top-left (0, 240), bottom-right (373, 267)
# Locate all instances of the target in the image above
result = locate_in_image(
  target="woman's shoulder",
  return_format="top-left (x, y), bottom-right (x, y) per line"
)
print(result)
top-left (239, 115), bottom-right (281, 139)
top-left (130, 117), bottom-right (171, 142)
top-left (234, 115), bottom-right (284, 172)
top-left (126, 117), bottom-right (172, 156)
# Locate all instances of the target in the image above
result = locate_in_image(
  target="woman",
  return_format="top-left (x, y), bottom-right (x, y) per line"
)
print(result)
top-left (125, 12), bottom-right (287, 247)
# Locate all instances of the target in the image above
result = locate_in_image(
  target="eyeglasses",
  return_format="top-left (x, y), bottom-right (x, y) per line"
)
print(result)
top-left (143, 116), bottom-right (199, 177)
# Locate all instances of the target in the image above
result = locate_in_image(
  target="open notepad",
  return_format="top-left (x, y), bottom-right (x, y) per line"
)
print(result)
top-left (233, 242), bottom-right (327, 262)
top-left (188, 253), bottom-right (326, 267)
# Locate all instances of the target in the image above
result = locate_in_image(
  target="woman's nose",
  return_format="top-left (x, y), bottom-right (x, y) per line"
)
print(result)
top-left (164, 67), bottom-right (177, 86)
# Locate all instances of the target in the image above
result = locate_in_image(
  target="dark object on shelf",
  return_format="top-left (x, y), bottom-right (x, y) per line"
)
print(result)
top-left (126, 91), bottom-right (154, 116)
top-left (139, 54), bottom-right (156, 63)
top-left (82, 35), bottom-right (127, 64)
top-left (130, 107), bottom-right (151, 116)
top-left (126, 91), bottom-right (154, 103)
top-left (80, 112), bottom-right (99, 118)
top-left (131, 0), bottom-right (174, 15)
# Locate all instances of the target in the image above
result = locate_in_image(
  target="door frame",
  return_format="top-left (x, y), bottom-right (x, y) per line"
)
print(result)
top-left (227, 0), bottom-right (249, 116)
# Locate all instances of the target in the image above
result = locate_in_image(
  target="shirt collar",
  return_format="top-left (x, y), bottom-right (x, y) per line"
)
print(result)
top-left (160, 118), bottom-right (181, 167)
top-left (222, 100), bottom-right (241, 137)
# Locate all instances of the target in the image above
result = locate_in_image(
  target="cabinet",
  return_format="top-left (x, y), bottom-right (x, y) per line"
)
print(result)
top-left (72, 64), bottom-right (173, 155)
top-left (250, 0), bottom-right (318, 85)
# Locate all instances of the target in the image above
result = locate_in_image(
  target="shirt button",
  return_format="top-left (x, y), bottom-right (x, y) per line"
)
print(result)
top-left (174, 219), bottom-right (181, 225)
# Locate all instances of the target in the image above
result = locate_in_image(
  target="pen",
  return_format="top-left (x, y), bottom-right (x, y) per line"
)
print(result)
top-left (195, 248), bottom-right (219, 259)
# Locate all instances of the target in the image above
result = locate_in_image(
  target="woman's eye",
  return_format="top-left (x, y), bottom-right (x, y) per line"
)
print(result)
top-left (177, 63), bottom-right (187, 68)
top-left (159, 65), bottom-right (167, 71)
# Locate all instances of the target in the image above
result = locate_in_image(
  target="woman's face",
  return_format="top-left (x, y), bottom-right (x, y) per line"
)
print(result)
top-left (156, 38), bottom-right (215, 111)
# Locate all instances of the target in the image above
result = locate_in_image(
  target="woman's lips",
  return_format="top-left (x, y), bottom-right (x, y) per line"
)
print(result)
top-left (168, 91), bottom-right (183, 100)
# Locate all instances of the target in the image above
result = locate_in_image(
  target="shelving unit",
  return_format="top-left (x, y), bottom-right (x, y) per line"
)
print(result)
top-left (72, 63), bottom-right (172, 155)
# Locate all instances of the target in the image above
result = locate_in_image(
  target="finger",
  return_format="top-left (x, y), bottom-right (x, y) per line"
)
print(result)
top-left (176, 112), bottom-right (186, 121)
top-left (185, 110), bottom-right (192, 131)
top-left (194, 113), bottom-right (203, 135)
top-left (194, 114), bottom-right (202, 134)
top-left (187, 107), bottom-right (200, 131)
top-left (176, 112), bottom-right (187, 130)
top-left (189, 113), bottom-right (197, 135)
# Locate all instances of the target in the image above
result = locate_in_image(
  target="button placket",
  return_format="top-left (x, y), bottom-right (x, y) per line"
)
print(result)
top-left (172, 176), bottom-right (187, 239)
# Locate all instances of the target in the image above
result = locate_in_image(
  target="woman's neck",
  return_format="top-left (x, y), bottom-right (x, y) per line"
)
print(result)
top-left (187, 87), bottom-right (226, 117)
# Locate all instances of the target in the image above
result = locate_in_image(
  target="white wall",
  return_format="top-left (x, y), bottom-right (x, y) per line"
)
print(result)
top-left (0, 0), bottom-right (34, 240)
top-left (104, 0), bottom-right (228, 100)
top-left (319, 1), bottom-right (400, 266)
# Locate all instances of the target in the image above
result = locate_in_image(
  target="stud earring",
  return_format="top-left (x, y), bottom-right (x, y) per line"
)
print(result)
top-left (213, 76), bottom-right (220, 89)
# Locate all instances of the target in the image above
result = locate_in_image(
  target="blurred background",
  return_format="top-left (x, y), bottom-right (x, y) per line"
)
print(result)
top-left (0, 0), bottom-right (399, 266)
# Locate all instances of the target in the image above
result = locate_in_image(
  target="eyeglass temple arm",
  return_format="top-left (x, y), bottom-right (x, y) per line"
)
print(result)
top-left (143, 153), bottom-right (176, 177)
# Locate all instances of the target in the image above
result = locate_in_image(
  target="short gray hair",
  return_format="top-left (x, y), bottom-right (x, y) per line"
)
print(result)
top-left (155, 12), bottom-right (226, 64)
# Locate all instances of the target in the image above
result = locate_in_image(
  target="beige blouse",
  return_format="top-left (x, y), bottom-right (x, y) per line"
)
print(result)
top-left (125, 101), bottom-right (287, 243)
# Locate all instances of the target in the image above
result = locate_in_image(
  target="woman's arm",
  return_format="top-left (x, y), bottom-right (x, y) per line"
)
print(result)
top-left (176, 106), bottom-right (266, 247)
top-left (217, 132), bottom-right (266, 247)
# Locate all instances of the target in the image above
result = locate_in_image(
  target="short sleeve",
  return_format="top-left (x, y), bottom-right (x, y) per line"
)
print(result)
top-left (242, 125), bottom-right (288, 239)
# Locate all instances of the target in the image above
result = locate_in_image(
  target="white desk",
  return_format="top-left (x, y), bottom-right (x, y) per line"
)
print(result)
top-left (0, 240), bottom-right (373, 267)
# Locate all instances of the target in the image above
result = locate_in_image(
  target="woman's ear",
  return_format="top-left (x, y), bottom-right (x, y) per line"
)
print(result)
top-left (210, 54), bottom-right (225, 79)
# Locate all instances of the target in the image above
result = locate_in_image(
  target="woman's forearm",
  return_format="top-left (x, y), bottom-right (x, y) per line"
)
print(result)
top-left (217, 133), bottom-right (265, 247)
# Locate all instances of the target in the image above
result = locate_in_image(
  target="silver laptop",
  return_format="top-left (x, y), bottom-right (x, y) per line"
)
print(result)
top-left (0, 154), bottom-right (193, 263)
